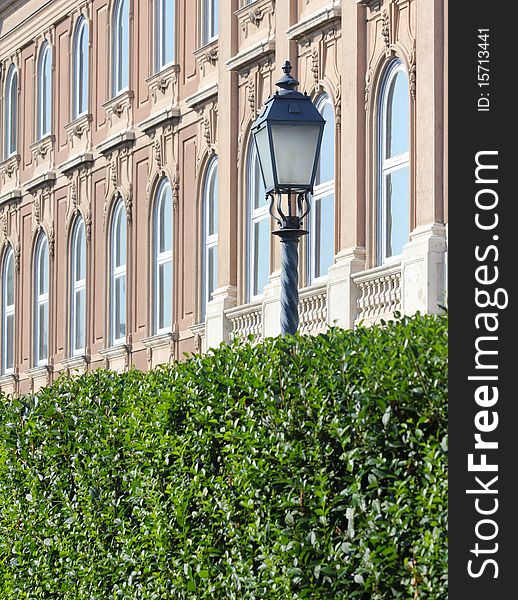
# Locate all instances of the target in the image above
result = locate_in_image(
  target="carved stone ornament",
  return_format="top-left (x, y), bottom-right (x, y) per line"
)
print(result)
top-left (205, 47), bottom-right (218, 65)
top-left (172, 171), bottom-right (180, 210)
top-left (247, 76), bottom-right (256, 116)
top-left (409, 43), bottom-right (416, 101)
top-left (154, 138), bottom-right (162, 170)
top-left (364, 69), bottom-right (372, 112)
top-left (335, 84), bottom-right (342, 131)
top-left (381, 10), bottom-right (390, 52)
top-left (48, 224), bottom-right (55, 259)
top-left (311, 46), bottom-right (319, 85)
top-left (248, 7), bottom-right (264, 27)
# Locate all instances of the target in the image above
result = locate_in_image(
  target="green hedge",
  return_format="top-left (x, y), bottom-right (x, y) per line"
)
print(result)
top-left (0, 314), bottom-right (447, 599)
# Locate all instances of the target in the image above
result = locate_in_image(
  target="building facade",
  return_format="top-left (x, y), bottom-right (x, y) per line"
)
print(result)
top-left (0, 0), bottom-right (447, 396)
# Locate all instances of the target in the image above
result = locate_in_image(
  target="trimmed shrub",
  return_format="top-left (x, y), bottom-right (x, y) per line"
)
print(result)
top-left (0, 314), bottom-right (447, 599)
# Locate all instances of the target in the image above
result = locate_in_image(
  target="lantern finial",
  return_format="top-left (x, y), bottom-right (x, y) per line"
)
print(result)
top-left (276, 60), bottom-right (299, 93)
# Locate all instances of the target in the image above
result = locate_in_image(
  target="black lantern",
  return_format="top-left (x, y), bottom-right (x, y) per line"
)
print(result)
top-left (251, 61), bottom-right (325, 336)
top-left (251, 61), bottom-right (325, 194)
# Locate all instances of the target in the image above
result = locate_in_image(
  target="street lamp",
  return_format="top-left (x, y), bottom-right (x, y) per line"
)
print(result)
top-left (251, 60), bottom-right (325, 335)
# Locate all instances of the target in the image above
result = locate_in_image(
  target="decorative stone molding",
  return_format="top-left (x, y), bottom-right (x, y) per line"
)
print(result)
top-left (409, 41), bottom-right (416, 100)
top-left (65, 113), bottom-right (92, 143)
top-left (30, 134), bottom-right (55, 168)
top-left (138, 106), bottom-right (181, 135)
top-left (286, 2), bottom-right (341, 40)
top-left (185, 81), bottom-right (218, 110)
top-left (27, 364), bottom-right (53, 393)
top-left (60, 354), bottom-right (90, 374)
top-left (25, 170), bottom-right (57, 192)
top-left (142, 331), bottom-right (179, 366)
top-left (190, 323), bottom-right (206, 354)
top-left (194, 39), bottom-right (219, 80)
top-left (59, 152), bottom-right (94, 174)
top-left (96, 129), bottom-right (136, 155)
top-left (299, 284), bottom-right (328, 335)
top-left (226, 37), bottom-right (275, 72)
top-left (147, 63), bottom-right (180, 104)
top-left (0, 154), bottom-right (21, 190)
top-left (352, 262), bottom-right (402, 325)
top-left (99, 344), bottom-right (131, 371)
top-left (226, 301), bottom-right (263, 341)
top-left (103, 90), bottom-right (134, 131)
top-left (236, 0), bottom-right (275, 41)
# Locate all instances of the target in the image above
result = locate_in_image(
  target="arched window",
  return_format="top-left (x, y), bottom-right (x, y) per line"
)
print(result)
top-left (201, 156), bottom-right (218, 319)
top-left (247, 141), bottom-right (270, 301)
top-left (110, 200), bottom-right (127, 345)
top-left (70, 217), bottom-right (86, 356)
top-left (378, 60), bottom-right (410, 264)
top-left (153, 179), bottom-right (173, 334)
top-left (113, 0), bottom-right (129, 95)
top-left (4, 64), bottom-right (17, 158)
top-left (34, 232), bottom-right (49, 366)
top-left (38, 42), bottom-right (52, 139)
top-left (1, 246), bottom-right (15, 374)
top-left (203, 0), bottom-right (218, 45)
top-left (309, 94), bottom-right (335, 283)
top-left (155, 0), bottom-right (175, 71)
top-left (73, 17), bottom-right (89, 118)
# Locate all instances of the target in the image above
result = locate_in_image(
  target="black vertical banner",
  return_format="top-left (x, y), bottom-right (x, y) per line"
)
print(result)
top-left (449, 1), bottom-right (517, 597)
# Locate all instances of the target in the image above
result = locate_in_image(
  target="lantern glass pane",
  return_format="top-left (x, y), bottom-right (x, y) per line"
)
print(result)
top-left (254, 126), bottom-right (275, 191)
top-left (271, 124), bottom-right (321, 188)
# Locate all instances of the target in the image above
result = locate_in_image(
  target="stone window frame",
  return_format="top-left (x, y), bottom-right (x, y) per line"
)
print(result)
top-left (246, 136), bottom-right (270, 303)
top-left (72, 15), bottom-right (89, 120)
top-left (308, 91), bottom-right (336, 285)
top-left (69, 215), bottom-right (87, 357)
top-left (37, 41), bottom-right (52, 140)
top-left (4, 64), bottom-right (18, 159)
top-left (33, 230), bottom-right (49, 367)
top-left (109, 197), bottom-right (128, 346)
top-left (111, 0), bottom-right (130, 97)
top-left (154, 0), bottom-right (177, 73)
top-left (202, 0), bottom-right (219, 46)
top-left (201, 154), bottom-right (218, 320)
top-left (1, 244), bottom-right (15, 375)
top-left (152, 177), bottom-right (174, 335)
top-left (376, 58), bottom-right (410, 265)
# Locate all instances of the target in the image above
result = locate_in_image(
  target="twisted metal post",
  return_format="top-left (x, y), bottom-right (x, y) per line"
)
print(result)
top-left (270, 192), bottom-right (309, 335)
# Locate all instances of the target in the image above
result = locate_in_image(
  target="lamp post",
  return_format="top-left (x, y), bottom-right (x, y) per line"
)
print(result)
top-left (251, 61), bottom-right (325, 335)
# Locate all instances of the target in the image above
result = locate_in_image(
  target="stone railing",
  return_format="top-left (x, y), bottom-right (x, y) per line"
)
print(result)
top-left (352, 262), bottom-right (402, 326)
top-left (225, 301), bottom-right (263, 341)
top-left (299, 283), bottom-right (328, 334)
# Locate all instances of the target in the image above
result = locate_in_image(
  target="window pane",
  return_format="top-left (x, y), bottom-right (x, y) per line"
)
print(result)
top-left (163, 0), bottom-right (174, 65)
top-left (74, 288), bottom-right (85, 351)
top-left (208, 168), bottom-right (218, 235)
top-left (212, 0), bottom-right (218, 39)
top-left (386, 166), bottom-right (410, 258)
top-left (114, 275), bottom-right (126, 340)
top-left (208, 246), bottom-right (217, 301)
top-left (39, 241), bottom-right (48, 295)
top-left (314, 194), bottom-right (335, 278)
top-left (75, 223), bottom-right (86, 281)
top-left (79, 24), bottom-right (88, 114)
top-left (387, 70), bottom-right (409, 158)
top-left (158, 260), bottom-right (172, 330)
top-left (317, 102), bottom-right (335, 185)
top-left (6, 255), bottom-right (14, 307)
top-left (253, 218), bottom-right (270, 296)
top-left (6, 313), bottom-right (14, 370)
top-left (159, 186), bottom-right (173, 253)
top-left (253, 152), bottom-right (266, 209)
top-left (115, 207), bottom-right (126, 268)
top-left (43, 49), bottom-right (51, 135)
top-left (39, 302), bottom-right (48, 361)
